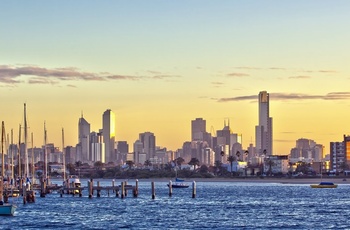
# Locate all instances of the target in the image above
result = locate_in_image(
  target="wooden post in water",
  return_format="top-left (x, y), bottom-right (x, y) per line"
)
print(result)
top-left (97, 181), bottom-right (101, 197)
top-left (116, 187), bottom-right (120, 197)
top-left (22, 182), bottom-right (27, 204)
top-left (112, 180), bottom-right (115, 194)
top-left (133, 179), bottom-right (138, 198)
top-left (151, 181), bottom-right (155, 199)
top-left (192, 181), bottom-right (196, 198)
top-left (168, 180), bottom-right (172, 197)
top-left (124, 180), bottom-right (128, 197)
top-left (88, 179), bottom-right (93, 199)
top-left (121, 181), bottom-right (125, 199)
top-left (40, 177), bottom-right (46, 197)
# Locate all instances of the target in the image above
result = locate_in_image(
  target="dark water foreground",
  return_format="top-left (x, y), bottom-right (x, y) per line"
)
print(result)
top-left (1, 180), bottom-right (350, 229)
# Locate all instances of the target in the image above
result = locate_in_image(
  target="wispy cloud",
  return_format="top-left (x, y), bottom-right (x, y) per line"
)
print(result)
top-left (217, 92), bottom-right (350, 102)
top-left (289, 76), bottom-right (311, 79)
top-left (0, 64), bottom-right (179, 86)
top-left (235, 66), bottom-right (262, 70)
top-left (227, 72), bottom-right (250, 77)
top-left (319, 70), bottom-right (337, 73)
top-left (269, 67), bottom-right (286, 70)
top-left (211, 82), bottom-right (224, 85)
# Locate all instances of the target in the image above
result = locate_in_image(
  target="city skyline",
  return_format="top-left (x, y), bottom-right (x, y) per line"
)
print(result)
top-left (1, 1), bottom-right (350, 154)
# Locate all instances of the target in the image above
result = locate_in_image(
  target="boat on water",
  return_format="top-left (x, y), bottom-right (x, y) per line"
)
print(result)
top-left (167, 178), bottom-right (189, 188)
top-left (64, 175), bottom-right (81, 194)
top-left (0, 204), bottom-right (16, 216)
top-left (310, 181), bottom-right (338, 188)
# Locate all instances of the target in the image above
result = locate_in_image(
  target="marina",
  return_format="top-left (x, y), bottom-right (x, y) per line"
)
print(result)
top-left (1, 181), bottom-right (350, 229)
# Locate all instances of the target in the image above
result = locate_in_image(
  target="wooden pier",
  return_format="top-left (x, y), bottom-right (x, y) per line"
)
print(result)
top-left (59, 179), bottom-right (139, 198)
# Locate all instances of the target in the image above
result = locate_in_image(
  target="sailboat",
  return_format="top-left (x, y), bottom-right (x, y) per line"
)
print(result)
top-left (310, 163), bottom-right (338, 188)
top-left (167, 169), bottom-right (189, 188)
top-left (0, 121), bottom-right (17, 216)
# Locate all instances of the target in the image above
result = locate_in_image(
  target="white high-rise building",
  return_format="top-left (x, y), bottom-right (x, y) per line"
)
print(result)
top-left (78, 114), bottom-right (90, 163)
top-left (255, 91), bottom-right (273, 155)
top-left (102, 109), bottom-right (116, 163)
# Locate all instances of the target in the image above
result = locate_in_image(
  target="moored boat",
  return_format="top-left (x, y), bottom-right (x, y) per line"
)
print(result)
top-left (167, 178), bottom-right (189, 188)
top-left (0, 204), bottom-right (16, 216)
top-left (310, 182), bottom-right (338, 188)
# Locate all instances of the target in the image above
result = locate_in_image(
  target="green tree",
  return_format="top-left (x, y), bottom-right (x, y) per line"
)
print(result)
top-left (94, 161), bottom-right (104, 171)
top-left (75, 161), bottom-right (83, 168)
top-left (265, 158), bottom-right (275, 176)
top-left (236, 151), bottom-right (241, 161)
top-left (175, 157), bottom-right (185, 167)
top-left (227, 155), bottom-right (236, 176)
top-left (126, 160), bottom-right (134, 170)
top-left (66, 163), bottom-right (76, 175)
top-left (214, 160), bottom-right (222, 175)
top-left (144, 159), bottom-right (152, 168)
top-left (188, 158), bottom-right (200, 170)
top-left (199, 165), bottom-right (209, 173)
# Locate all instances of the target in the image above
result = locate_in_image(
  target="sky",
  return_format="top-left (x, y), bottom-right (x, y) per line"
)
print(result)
top-left (1, 0), bottom-right (350, 154)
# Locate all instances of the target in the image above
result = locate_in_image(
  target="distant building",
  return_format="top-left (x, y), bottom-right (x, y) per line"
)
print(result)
top-left (329, 135), bottom-right (350, 172)
top-left (117, 141), bottom-right (129, 164)
top-left (290, 138), bottom-right (324, 163)
top-left (139, 132), bottom-right (156, 160)
top-left (191, 118), bottom-right (206, 141)
top-left (102, 109), bottom-right (116, 163)
top-left (255, 91), bottom-right (273, 155)
top-left (90, 131), bottom-right (104, 163)
top-left (78, 114), bottom-right (90, 163)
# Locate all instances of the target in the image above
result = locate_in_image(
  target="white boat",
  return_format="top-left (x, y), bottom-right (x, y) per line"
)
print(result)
top-left (65, 175), bottom-right (81, 194)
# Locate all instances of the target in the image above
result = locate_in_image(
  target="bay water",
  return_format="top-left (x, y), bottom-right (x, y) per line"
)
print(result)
top-left (1, 179), bottom-right (349, 229)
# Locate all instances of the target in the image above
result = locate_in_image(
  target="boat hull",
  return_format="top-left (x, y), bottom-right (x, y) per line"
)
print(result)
top-left (0, 204), bottom-right (16, 216)
top-left (167, 184), bottom-right (189, 188)
top-left (310, 184), bottom-right (338, 188)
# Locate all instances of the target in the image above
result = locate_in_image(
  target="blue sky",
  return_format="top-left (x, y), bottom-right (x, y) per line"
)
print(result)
top-left (1, 1), bottom-right (350, 154)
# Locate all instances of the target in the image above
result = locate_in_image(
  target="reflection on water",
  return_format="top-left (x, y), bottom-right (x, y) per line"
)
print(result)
top-left (2, 180), bottom-right (350, 229)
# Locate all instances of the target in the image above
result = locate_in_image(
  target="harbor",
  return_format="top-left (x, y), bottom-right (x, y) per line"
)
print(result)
top-left (1, 181), bottom-right (349, 229)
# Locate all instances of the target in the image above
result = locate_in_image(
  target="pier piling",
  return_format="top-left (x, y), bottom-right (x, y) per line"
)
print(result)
top-left (151, 181), bottom-right (155, 199)
top-left (168, 180), bottom-right (172, 197)
top-left (192, 181), bottom-right (196, 198)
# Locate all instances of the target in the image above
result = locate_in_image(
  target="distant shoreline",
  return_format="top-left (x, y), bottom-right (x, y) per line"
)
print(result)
top-left (72, 177), bottom-right (350, 185)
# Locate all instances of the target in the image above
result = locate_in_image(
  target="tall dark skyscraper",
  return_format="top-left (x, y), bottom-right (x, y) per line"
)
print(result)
top-left (255, 91), bottom-right (273, 155)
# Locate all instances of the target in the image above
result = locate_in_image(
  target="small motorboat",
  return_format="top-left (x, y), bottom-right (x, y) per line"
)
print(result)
top-left (310, 182), bottom-right (338, 188)
top-left (0, 203), bottom-right (16, 216)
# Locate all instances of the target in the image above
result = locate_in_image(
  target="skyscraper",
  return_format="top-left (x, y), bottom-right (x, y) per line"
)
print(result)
top-left (102, 109), bottom-right (115, 163)
top-left (139, 132), bottom-right (155, 161)
top-left (191, 118), bottom-right (206, 141)
top-left (255, 91), bottom-right (273, 155)
top-left (78, 114), bottom-right (90, 162)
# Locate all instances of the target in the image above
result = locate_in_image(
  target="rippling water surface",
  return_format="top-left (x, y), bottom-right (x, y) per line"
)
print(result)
top-left (1, 179), bottom-right (350, 229)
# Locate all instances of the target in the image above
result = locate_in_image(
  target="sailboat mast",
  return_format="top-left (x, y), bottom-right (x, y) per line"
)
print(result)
top-left (24, 103), bottom-right (29, 179)
top-left (11, 129), bottom-right (14, 179)
top-left (1, 121), bottom-right (5, 178)
top-left (44, 122), bottom-right (48, 179)
top-left (62, 128), bottom-right (66, 181)
top-left (31, 132), bottom-right (35, 184)
top-left (18, 124), bottom-right (21, 178)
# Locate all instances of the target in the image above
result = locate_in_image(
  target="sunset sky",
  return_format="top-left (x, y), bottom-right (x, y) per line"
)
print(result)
top-left (1, 1), bottom-right (350, 154)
